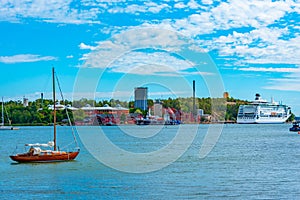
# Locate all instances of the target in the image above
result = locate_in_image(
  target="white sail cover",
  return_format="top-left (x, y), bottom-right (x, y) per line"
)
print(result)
top-left (25, 141), bottom-right (54, 147)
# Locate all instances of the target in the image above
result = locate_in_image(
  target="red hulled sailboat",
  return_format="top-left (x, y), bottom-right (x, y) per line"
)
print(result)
top-left (10, 68), bottom-right (79, 163)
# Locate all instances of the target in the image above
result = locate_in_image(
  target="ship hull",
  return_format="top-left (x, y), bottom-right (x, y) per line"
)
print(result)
top-left (237, 120), bottom-right (288, 124)
top-left (237, 117), bottom-right (289, 124)
top-left (10, 151), bottom-right (79, 163)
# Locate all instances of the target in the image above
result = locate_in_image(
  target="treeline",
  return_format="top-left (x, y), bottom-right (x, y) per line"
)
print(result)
top-left (2, 97), bottom-right (294, 125)
top-left (4, 99), bottom-right (73, 126)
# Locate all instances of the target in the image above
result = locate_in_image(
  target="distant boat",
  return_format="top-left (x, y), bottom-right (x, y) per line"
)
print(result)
top-left (289, 122), bottom-right (300, 132)
top-left (0, 97), bottom-right (18, 130)
top-left (289, 117), bottom-right (300, 132)
top-left (237, 94), bottom-right (291, 124)
top-left (10, 67), bottom-right (79, 163)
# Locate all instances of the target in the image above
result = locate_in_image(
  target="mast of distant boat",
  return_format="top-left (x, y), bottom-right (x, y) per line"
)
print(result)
top-left (1, 97), bottom-right (4, 126)
top-left (52, 67), bottom-right (57, 151)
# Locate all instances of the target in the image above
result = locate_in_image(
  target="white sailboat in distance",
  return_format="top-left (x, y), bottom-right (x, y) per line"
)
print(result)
top-left (0, 97), bottom-right (18, 130)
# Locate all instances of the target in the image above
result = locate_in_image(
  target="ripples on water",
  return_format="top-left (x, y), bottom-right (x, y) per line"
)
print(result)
top-left (1, 124), bottom-right (300, 199)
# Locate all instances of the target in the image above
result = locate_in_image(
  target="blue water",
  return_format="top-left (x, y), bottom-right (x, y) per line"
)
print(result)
top-left (1, 124), bottom-right (300, 199)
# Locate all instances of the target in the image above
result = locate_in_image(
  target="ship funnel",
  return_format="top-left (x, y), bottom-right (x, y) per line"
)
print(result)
top-left (255, 93), bottom-right (261, 100)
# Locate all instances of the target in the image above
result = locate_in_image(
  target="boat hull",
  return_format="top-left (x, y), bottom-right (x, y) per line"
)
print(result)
top-left (0, 126), bottom-right (14, 130)
top-left (289, 127), bottom-right (300, 132)
top-left (237, 117), bottom-right (289, 124)
top-left (10, 151), bottom-right (79, 163)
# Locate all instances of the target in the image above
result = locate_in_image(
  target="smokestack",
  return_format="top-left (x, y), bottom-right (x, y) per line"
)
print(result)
top-left (41, 93), bottom-right (44, 107)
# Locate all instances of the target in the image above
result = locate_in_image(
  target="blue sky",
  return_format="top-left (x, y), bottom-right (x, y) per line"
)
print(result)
top-left (1, 0), bottom-right (300, 114)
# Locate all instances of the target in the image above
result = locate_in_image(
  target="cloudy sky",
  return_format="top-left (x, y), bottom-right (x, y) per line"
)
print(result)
top-left (1, 0), bottom-right (300, 114)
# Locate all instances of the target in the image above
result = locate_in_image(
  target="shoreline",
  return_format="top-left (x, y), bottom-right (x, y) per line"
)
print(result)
top-left (9, 121), bottom-right (294, 127)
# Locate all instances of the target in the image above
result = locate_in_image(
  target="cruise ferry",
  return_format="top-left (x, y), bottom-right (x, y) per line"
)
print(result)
top-left (237, 94), bottom-right (291, 124)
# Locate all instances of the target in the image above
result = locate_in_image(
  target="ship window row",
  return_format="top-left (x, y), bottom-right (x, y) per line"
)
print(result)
top-left (238, 114), bottom-right (255, 117)
top-left (260, 113), bottom-right (283, 117)
top-left (238, 117), bottom-right (255, 119)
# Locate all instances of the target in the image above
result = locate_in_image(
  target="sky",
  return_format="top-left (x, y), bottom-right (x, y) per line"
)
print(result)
top-left (1, 0), bottom-right (300, 114)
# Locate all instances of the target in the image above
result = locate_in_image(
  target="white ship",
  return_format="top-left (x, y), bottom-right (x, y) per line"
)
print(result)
top-left (237, 94), bottom-right (291, 124)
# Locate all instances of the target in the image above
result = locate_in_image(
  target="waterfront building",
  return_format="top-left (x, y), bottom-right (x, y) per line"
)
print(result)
top-left (134, 87), bottom-right (148, 111)
top-left (198, 109), bottom-right (204, 116)
top-left (153, 100), bottom-right (163, 117)
top-left (76, 104), bottom-right (129, 125)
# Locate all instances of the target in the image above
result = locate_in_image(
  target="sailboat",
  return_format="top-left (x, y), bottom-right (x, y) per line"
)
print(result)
top-left (10, 68), bottom-right (80, 162)
top-left (0, 97), bottom-right (18, 130)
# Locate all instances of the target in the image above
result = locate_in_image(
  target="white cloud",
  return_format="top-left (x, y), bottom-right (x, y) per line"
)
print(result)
top-left (44, 19), bottom-right (100, 25)
top-left (264, 77), bottom-right (300, 92)
top-left (79, 42), bottom-right (97, 50)
top-left (0, 0), bottom-right (296, 32)
top-left (80, 27), bottom-right (217, 77)
top-left (83, 48), bottom-right (203, 77)
top-left (0, 54), bottom-right (57, 64)
top-left (2, 0), bottom-right (299, 71)
top-left (207, 26), bottom-right (300, 65)
top-left (187, 0), bottom-right (201, 9)
top-left (109, 51), bottom-right (193, 75)
top-left (210, 0), bottom-right (293, 29)
top-left (238, 67), bottom-right (300, 73)
top-left (145, 2), bottom-right (170, 13)
top-left (202, 0), bottom-right (213, 5)
top-left (174, 2), bottom-right (186, 9)
top-left (235, 65), bottom-right (300, 92)
top-left (166, 0), bottom-right (297, 38)
top-left (82, 27), bottom-right (189, 68)
top-left (0, 0), bottom-right (101, 24)
top-left (107, 2), bottom-right (170, 14)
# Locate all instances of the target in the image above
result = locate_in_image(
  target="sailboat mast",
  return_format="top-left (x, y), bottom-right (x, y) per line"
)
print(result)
top-left (1, 97), bottom-right (4, 126)
top-left (52, 67), bottom-right (57, 151)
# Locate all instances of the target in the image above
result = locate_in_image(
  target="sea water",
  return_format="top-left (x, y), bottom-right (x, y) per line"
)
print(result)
top-left (1, 124), bottom-right (300, 199)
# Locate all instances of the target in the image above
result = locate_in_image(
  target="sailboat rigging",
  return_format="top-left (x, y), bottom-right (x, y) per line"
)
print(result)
top-left (9, 67), bottom-right (79, 162)
top-left (0, 97), bottom-right (18, 130)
